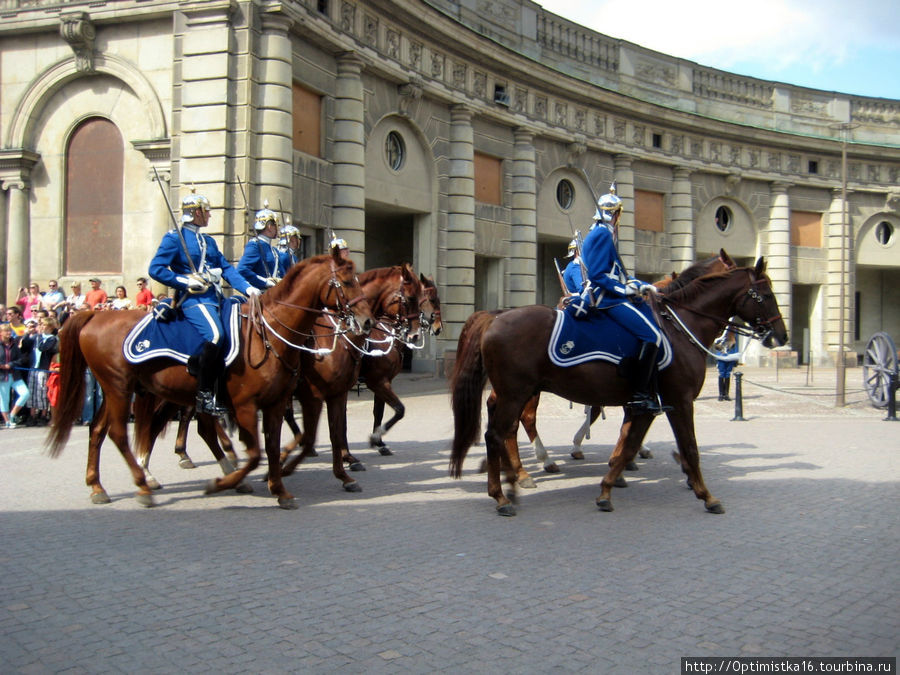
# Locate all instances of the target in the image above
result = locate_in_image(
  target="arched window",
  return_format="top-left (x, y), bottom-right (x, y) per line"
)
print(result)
top-left (66, 117), bottom-right (123, 274)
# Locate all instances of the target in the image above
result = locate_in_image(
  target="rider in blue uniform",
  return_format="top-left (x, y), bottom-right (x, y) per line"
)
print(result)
top-left (238, 205), bottom-right (293, 290)
top-left (149, 190), bottom-right (260, 416)
top-left (561, 239), bottom-right (584, 294)
top-left (579, 182), bottom-right (665, 414)
top-left (279, 222), bottom-right (302, 267)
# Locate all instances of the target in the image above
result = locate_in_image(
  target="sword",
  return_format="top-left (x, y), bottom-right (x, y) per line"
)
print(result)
top-left (553, 257), bottom-right (568, 296)
top-left (152, 167), bottom-right (208, 294)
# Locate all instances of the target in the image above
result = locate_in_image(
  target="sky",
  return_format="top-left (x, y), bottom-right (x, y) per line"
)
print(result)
top-left (536, 0), bottom-right (900, 100)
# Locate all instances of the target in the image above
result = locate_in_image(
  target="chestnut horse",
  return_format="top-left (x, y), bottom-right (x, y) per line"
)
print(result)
top-left (279, 263), bottom-right (425, 490)
top-left (47, 251), bottom-right (373, 509)
top-left (472, 251), bottom-right (736, 486)
top-left (450, 257), bottom-right (787, 515)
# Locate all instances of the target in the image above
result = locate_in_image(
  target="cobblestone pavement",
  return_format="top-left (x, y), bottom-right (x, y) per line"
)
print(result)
top-left (1, 366), bottom-right (897, 673)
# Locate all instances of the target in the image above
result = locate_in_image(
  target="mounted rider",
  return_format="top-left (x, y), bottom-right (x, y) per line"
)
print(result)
top-left (329, 233), bottom-right (350, 261)
top-left (578, 181), bottom-right (666, 414)
top-left (238, 204), bottom-right (294, 290)
top-left (148, 189), bottom-right (260, 416)
top-left (561, 238), bottom-right (584, 294)
top-left (279, 222), bottom-right (302, 266)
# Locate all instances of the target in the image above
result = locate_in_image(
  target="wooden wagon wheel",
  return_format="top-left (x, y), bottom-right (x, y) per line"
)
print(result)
top-left (862, 332), bottom-right (898, 408)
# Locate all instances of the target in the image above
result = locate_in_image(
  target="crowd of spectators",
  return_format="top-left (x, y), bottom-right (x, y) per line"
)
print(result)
top-left (1, 278), bottom-right (155, 429)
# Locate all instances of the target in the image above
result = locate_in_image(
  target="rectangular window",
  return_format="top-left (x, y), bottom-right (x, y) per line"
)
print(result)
top-left (293, 82), bottom-right (322, 157)
top-left (634, 190), bottom-right (664, 232)
top-left (790, 210), bottom-right (822, 247)
top-left (474, 152), bottom-right (502, 205)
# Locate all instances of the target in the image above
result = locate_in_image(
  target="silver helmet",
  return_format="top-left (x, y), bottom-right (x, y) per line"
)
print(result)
top-left (253, 206), bottom-right (278, 232)
top-left (592, 181), bottom-right (623, 228)
top-left (181, 190), bottom-right (211, 223)
top-left (565, 239), bottom-right (577, 258)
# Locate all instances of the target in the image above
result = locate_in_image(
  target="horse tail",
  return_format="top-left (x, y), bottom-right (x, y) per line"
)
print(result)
top-left (449, 311), bottom-right (496, 478)
top-left (46, 311), bottom-right (93, 457)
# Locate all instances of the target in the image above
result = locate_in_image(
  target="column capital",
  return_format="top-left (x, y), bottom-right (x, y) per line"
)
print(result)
top-left (182, 0), bottom-right (237, 28)
top-left (336, 51), bottom-right (365, 75)
top-left (451, 104), bottom-right (473, 123)
top-left (0, 149), bottom-right (39, 190)
top-left (770, 180), bottom-right (792, 195)
top-left (260, 10), bottom-right (293, 34)
top-left (672, 166), bottom-right (692, 181)
top-left (514, 127), bottom-right (534, 145)
top-left (613, 153), bottom-right (633, 170)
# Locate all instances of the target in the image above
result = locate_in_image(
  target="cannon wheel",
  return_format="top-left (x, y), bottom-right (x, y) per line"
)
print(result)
top-left (862, 332), bottom-right (898, 408)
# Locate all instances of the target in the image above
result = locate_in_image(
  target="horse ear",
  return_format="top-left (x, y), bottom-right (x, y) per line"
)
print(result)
top-left (420, 273), bottom-right (427, 284)
top-left (720, 248), bottom-right (736, 269)
top-left (754, 257), bottom-right (767, 276)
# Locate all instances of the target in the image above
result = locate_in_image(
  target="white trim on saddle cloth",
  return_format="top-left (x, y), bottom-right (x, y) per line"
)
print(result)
top-left (547, 309), bottom-right (673, 369)
top-left (122, 301), bottom-right (242, 367)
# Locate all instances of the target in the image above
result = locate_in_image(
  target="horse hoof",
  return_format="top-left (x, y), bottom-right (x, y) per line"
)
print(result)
top-left (235, 482), bottom-right (254, 494)
top-left (349, 462), bottom-right (366, 472)
top-left (90, 491), bottom-right (111, 505)
top-left (706, 501), bottom-right (725, 514)
top-left (496, 504), bottom-right (516, 517)
top-left (145, 478), bottom-right (162, 491)
top-left (571, 450), bottom-right (585, 460)
top-left (596, 498), bottom-right (614, 512)
top-left (614, 476), bottom-right (628, 488)
top-left (178, 457), bottom-right (196, 469)
top-left (343, 481), bottom-right (362, 493)
top-left (478, 459), bottom-right (488, 474)
top-left (543, 462), bottom-right (560, 474)
top-left (518, 475), bottom-right (537, 489)
top-left (638, 448), bottom-right (653, 459)
top-left (135, 493), bottom-right (155, 508)
top-left (625, 461), bottom-right (639, 471)
top-left (278, 496), bottom-right (299, 510)
top-left (204, 478), bottom-right (220, 495)
top-left (377, 446), bottom-right (393, 456)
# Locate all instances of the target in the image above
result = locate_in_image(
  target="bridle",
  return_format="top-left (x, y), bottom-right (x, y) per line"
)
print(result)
top-left (419, 285), bottom-right (442, 336)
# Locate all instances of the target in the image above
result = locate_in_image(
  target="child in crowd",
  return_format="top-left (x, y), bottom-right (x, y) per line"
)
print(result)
top-left (0, 323), bottom-right (30, 428)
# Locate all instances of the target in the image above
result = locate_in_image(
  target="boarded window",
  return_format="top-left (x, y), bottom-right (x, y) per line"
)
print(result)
top-left (635, 190), bottom-right (664, 232)
top-left (474, 152), bottom-right (502, 205)
top-left (65, 118), bottom-right (123, 274)
top-left (791, 210), bottom-right (822, 247)
top-left (293, 82), bottom-right (322, 157)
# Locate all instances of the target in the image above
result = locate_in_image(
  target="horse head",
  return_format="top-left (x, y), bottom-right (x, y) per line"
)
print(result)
top-left (734, 257), bottom-right (789, 348)
top-left (324, 248), bottom-right (374, 336)
top-left (419, 273), bottom-right (443, 336)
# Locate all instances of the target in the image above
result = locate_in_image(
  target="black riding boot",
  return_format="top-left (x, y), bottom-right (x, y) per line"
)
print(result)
top-left (718, 377), bottom-right (726, 401)
top-left (196, 342), bottom-right (228, 416)
top-left (723, 376), bottom-right (731, 401)
top-left (627, 342), bottom-right (667, 415)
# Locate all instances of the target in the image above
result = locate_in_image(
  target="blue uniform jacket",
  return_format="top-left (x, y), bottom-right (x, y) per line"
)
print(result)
top-left (581, 224), bottom-right (640, 309)
top-left (562, 258), bottom-right (584, 293)
top-left (149, 225), bottom-right (253, 304)
top-left (237, 236), bottom-right (293, 290)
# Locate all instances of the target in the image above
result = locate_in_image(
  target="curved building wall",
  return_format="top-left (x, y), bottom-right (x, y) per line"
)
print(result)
top-left (1, 0), bottom-right (898, 372)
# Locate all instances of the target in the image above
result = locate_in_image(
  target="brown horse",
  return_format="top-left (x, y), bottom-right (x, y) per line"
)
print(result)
top-left (450, 257), bottom-right (787, 516)
top-left (364, 272), bottom-right (442, 454)
top-left (47, 251), bottom-right (374, 509)
top-left (485, 251), bottom-right (738, 485)
top-left (279, 263), bottom-right (425, 490)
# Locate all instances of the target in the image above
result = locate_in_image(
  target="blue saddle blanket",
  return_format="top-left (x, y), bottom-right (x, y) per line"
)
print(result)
top-left (548, 303), bottom-right (672, 369)
top-left (123, 298), bottom-right (243, 367)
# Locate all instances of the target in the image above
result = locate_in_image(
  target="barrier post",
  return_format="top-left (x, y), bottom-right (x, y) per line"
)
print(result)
top-left (731, 371), bottom-right (746, 422)
top-left (886, 371), bottom-right (898, 422)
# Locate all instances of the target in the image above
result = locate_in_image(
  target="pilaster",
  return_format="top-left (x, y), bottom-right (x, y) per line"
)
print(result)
top-left (508, 128), bottom-right (537, 307)
top-left (767, 181), bottom-right (792, 338)
top-left (613, 154), bottom-right (635, 272)
top-left (332, 52), bottom-right (366, 266)
top-left (444, 104), bottom-right (475, 340)
top-left (669, 167), bottom-right (694, 271)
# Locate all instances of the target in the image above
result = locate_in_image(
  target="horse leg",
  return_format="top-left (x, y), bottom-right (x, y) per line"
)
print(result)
top-left (173, 409), bottom-right (196, 469)
top-left (261, 402), bottom-right (296, 509)
top-left (570, 405), bottom-right (595, 460)
top-left (206, 407), bottom-right (264, 499)
top-left (484, 393), bottom-right (527, 516)
top-left (215, 420), bottom-right (238, 465)
top-left (104, 394), bottom-right (156, 507)
top-left (282, 392), bottom-right (324, 476)
top-left (326, 394), bottom-right (362, 492)
top-left (596, 414), bottom-right (654, 512)
top-left (665, 405), bottom-right (723, 514)
top-left (521, 394), bottom-right (558, 474)
top-left (368, 387), bottom-right (404, 455)
top-left (135, 396), bottom-right (173, 491)
top-left (85, 401), bottom-right (112, 504)
top-left (196, 415), bottom-right (252, 494)
top-left (282, 399), bottom-right (313, 457)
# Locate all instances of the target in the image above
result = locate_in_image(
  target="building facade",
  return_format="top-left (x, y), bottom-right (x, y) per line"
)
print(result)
top-left (1, 0), bottom-right (898, 373)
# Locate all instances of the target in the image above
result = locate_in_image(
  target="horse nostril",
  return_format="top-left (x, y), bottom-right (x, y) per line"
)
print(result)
top-left (363, 318), bottom-right (373, 335)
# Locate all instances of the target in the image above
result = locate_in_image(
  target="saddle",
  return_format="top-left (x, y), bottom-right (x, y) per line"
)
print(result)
top-left (547, 301), bottom-right (672, 370)
top-left (123, 297), bottom-right (243, 367)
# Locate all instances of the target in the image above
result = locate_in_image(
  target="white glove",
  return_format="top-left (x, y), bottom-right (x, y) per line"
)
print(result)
top-left (186, 278), bottom-right (207, 293)
top-left (245, 287), bottom-right (261, 297)
top-left (265, 278), bottom-right (277, 288)
top-left (640, 283), bottom-right (657, 295)
top-left (624, 284), bottom-right (638, 296)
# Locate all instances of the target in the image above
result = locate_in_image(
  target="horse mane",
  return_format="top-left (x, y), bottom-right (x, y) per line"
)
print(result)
top-left (662, 268), bottom-right (737, 305)
top-left (263, 254), bottom-right (355, 305)
top-left (357, 266), bottom-right (401, 285)
top-left (658, 255), bottom-right (723, 296)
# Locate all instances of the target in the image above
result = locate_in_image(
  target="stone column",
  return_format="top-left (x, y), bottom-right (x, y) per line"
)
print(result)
top-left (256, 11), bottom-right (294, 213)
top-left (669, 167), bottom-right (694, 271)
top-left (767, 182), bottom-right (792, 339)
top-left (332, 52), bottom-right (366, 266)
top-left (444, 104), bottom-right (476, 342)
top-left (825, 188), bottom-right (851, 361)
top-left (613, 154), bottom-right (635, 272)
top-left (0, 187), bottom-right (7, 297)
top-left (4, 181), bottom-right (30, 302)
top-left (508, 128), bottom-right (537, 307)
top-left (179, 3), bottom-right (239, 258)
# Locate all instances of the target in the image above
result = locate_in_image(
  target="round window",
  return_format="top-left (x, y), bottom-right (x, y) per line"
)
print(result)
top-left (874, 221), bottom-right (894, 246)
top-left (715, 205), bottom-right (732, 234)
top-left (385, 131), bottom-right (405, 171)
top-left (556, 179), bottom-right (574, 210)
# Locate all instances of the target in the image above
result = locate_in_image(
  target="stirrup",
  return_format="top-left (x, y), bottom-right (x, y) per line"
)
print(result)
top-left (196, 392), bottom-right (228, 417)
top-left (626, 393), bottom-right (671, 416)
